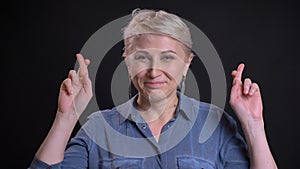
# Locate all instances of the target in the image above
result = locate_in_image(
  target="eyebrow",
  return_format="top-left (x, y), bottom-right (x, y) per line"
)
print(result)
top-left (135, 50), bottom-right (149, 54)
top-left (161, 50), bottom-right (177, 54)
top-left (135, 50), bottom-right (177, 54)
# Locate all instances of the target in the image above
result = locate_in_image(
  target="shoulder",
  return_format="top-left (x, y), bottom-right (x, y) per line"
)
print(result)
top-left (87, 108), bottom-right (118, 120)
top-left (180, 94), bottom-right (226, 120)
top-left (84, 100), bottom-right (132, 127)
top-left (182, 94), bottom-right (239, 131)
top-left (180, 94), bottom-right (223, 112)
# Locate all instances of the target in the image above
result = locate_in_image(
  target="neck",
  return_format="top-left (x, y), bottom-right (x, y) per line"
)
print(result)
top-left (136, 91), bottom-right (178, 123)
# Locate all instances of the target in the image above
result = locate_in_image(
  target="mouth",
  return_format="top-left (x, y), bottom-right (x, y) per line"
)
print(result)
top-left (143, 81), bottom-right (167, 89)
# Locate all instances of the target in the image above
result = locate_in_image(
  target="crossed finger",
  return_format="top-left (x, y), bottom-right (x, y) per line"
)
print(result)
top-left (60, 54), bottom-right (91, 95)
top-left (231, 63), bottom-right (260, 96)
top-left (232, 63), bottom-right (245, 85)
top-left (76, 54), bottom-right (90, 78)
top-left (77, 53), bottom-right (91, 87)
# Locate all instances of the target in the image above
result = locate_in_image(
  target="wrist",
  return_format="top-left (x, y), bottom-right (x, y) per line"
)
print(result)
top-left (35, 111), bottom-right (78, 164)
top-left (56, 109), bottom-right (79, 124)
top-left (241, 118), bottom-right (266, 143)
top-left (54, 111), bottom-right (78, 133)
top-left (242, 117), bottom-right (264, 128)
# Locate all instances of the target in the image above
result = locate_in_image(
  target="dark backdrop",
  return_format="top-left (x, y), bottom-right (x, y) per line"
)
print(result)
top-left (2, 0), bottom-right (299, 168)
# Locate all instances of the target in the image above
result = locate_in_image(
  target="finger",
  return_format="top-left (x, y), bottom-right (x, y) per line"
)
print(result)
top-left (231, 70), bottom-right (237, 77)
top-left (76, 53), bottom-right (89, 78)
top-left (84, 59), bottom-right (90, 65)
top-left (232, 70), bottom-right (240, 86)
top-left (68, 70), bottom-right (79, 86)
top-left (230, 72), bottom-right (242, 98)
top-left (231, 63), bottom-right (244, 86)
top-left (61, 78), bottom-right (73, 95)
top-left (235, 63), bottom-right (245, 82)
top-left (68, 70), bottom-right (74, 79)
top-left (82, 78), bottom-right (92, 94)
top-left (77, 54), bottom-right (92, 88)
top-left (243, 78), bottom-right (252, 94)
top-left (249, 82), bottom-right (259, 96)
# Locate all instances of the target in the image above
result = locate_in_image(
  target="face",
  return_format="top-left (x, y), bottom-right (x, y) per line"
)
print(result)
top-left (124, 34), bottom-right (193, 102)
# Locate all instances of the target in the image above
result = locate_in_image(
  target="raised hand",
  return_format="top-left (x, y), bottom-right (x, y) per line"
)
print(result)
top-left (35, 54), bottom-right (93, 164)
top-left (57, 53), bottom-right (93, 121)
top-left (229, 63), bottom-right (263, 124)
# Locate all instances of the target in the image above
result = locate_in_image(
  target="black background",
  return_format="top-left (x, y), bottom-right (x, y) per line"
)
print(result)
top-left (2, 0), bottom-right (299, 168)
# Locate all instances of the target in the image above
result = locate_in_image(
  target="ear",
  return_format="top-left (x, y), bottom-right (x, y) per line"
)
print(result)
top-left (122, 51), bottom-right (127, 57)
top-left (123, 53), bottom-right (132, 76)
top-left (188, 52), bottom-right (194, 63)
top-left (183, 52), bottom-right (194, 76)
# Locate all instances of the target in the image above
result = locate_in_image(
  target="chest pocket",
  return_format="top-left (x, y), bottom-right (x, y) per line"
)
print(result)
top-left (99, 158), bottom-right (143, 169)
top-left (177, 156), bottom-right (215, 169)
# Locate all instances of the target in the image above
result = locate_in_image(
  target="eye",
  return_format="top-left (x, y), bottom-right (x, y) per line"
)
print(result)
top-left (161, 55), bottom-right (175, 61)
top-left (135, 55), bottom-right (148, 60)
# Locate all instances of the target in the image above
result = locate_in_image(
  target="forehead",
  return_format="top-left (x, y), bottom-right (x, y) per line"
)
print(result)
top-left (133, 34), bottom-right (185, 53)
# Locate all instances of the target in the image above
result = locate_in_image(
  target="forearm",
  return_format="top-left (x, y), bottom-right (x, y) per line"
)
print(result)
top-left (241, 119), bottom-right (278, 169)
top-left (35, 111), bottom-right (77, 165)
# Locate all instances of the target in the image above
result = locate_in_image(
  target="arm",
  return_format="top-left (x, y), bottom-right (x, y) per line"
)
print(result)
top-left (35, 54), bottom-right (92, 165)
top-left (229, 63), bottom-right (277, 169)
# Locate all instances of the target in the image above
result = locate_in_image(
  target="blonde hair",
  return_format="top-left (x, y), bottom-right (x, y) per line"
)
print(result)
top-left (123, 9), bottom-right (192, 55)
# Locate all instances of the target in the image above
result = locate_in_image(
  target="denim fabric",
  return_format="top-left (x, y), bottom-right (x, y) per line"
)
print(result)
top-left (29, 93), bottom-right (249, 169)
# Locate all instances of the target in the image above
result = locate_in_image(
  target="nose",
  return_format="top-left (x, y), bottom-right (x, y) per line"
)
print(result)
top-left (148, 68), bottom-right (162, 78)
top-left (147, 59), bottom-right (163, 78)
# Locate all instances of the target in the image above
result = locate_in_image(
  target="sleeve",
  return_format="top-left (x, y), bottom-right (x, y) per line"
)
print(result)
top-left (28, 156), bottom-right (61, 169)
top-left (28, 128), bottom-right (91, 169)
top-left (219, 113), bottom-right (250, 169)
top-left (61, 128), bottom-right (91, 168)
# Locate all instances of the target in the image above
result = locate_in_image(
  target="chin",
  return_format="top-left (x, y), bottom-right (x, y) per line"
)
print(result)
top-left (143, 89), bottom-right (174, 103)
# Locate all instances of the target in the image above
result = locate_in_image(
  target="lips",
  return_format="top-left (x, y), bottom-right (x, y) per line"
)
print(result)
top-left (143, 81), bottom-right (167, 89)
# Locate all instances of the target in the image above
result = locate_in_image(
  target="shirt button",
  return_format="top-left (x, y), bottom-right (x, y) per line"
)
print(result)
top-left (167, 124), bottom-right (170, 128)
top-left (142, 125), bottom-right (146, 129)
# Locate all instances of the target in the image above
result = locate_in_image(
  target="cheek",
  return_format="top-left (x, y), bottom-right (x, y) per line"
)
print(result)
top-left (163, 64), bottom-right (186, 83)
top-left (134, 71), bottom-right (147, 79)
top-left (127, 61), bottom-right (150, 78)
top-left (131, 70), bottom-right (147, 86)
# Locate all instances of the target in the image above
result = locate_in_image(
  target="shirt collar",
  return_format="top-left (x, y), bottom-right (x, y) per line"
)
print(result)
top-left (118, 91), bottom-right (196, 124)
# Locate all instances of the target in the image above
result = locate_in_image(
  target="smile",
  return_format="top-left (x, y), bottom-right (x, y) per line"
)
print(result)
top-left (143, 81), bottom-right (167, 89)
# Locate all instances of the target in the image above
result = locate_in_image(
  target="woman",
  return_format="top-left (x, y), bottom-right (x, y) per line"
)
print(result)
top-left (29, 9), bottom-right (277, 169)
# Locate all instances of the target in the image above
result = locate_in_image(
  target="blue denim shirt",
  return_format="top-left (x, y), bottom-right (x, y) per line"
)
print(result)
top-left (29, 93), bottom-right (249, 169)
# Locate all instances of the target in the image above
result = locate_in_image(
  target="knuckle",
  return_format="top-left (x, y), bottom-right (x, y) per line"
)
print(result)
top-left (63, 78), bottom-right (70, 84)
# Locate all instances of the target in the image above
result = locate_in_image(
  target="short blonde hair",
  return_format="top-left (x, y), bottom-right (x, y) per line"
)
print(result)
top-left (123, 9), bottom-right (192, 55)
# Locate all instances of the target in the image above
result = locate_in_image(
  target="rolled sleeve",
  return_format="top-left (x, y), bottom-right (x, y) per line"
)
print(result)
top-left (28, 156), bottom-right (61, 169)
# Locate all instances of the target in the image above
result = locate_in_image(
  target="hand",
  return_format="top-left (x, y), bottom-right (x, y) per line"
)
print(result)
top-left (57, 53), bottom-right (93, 121)
top-left (229, 63), bottom-right (263, 124)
